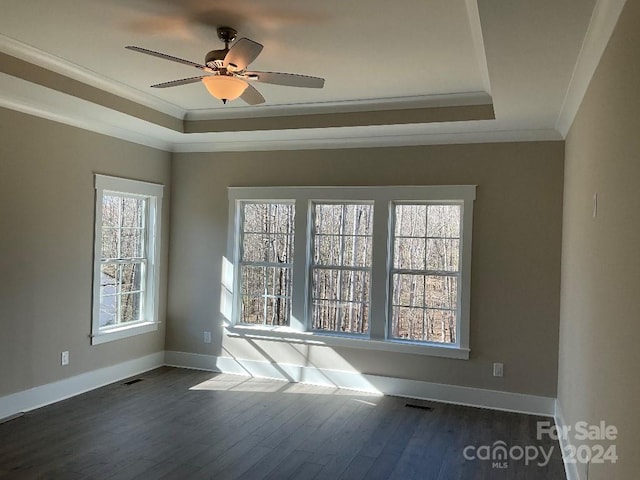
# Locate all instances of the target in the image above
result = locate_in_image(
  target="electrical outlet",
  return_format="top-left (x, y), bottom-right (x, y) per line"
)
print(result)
top-left (61, 351), bottom-right (69, 366)
top-left (203, 331), bottom-right (212, 344)
top-left (493, 362), bottom-right (503, 377)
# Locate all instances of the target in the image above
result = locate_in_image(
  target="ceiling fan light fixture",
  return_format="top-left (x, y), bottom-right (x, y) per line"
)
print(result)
top-left (202, 75), bottom-right (248, 103)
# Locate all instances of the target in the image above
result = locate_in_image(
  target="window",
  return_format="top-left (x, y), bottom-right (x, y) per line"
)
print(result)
top-left (310, 203), bottom-right (373, 334)
top-left (227, 186), bottom-right (475, 359)
top-left (390, 203), bottom-right (462, 344)
top-left (238, 202), bottom-right (295, 326)
top-left (92, 174), bottom-right (163, 345)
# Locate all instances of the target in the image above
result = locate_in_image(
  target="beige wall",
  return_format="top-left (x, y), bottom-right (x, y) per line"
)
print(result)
top-left (0, 108), bottom-right (171, 397)
top-left (558, 1), bottom-right (640, 478)
top-left (168, 141), bottom-right (564, 397)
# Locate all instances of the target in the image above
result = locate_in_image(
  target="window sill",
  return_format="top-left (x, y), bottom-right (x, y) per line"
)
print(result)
top-left (224, 325), bottom-right (470, 360)
top-left (91, 321), bottom-right (158, 345)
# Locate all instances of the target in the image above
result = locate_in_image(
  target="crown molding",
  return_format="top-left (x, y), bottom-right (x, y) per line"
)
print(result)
top-left (0, 72), bottom-right (174, 151)
top-left (465, 0), bottom-right (492, 95)
top-left (0, 33), bottom-right (186, 120)
top-left (173, 127), bottom-right (561, 153)
top-left (185, 92), bottom-right (493, 121)
top-left (556, 0), bottom-right (627, 137)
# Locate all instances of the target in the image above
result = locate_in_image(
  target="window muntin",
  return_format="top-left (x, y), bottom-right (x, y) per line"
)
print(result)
top-left (238, 202), bottom-right (294, 326)
top-left (390, 203), bottom-right (462, 343)
top-left (310, 203), bottom-right (373, 334)
top-left (92, 175), bottom-right (163, 345)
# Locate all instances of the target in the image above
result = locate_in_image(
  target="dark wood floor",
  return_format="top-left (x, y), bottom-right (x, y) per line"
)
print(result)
top-left (0, 367), bottom-right (566, 479)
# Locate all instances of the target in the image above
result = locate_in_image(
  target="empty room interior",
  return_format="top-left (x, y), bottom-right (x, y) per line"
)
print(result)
top-left (1, 0), bottom-right (638, 479)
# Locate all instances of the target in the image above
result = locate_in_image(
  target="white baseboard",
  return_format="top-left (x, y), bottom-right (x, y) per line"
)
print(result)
top-left (165, 350), bottom-right (555, 417)
top-left (555, 400), bottom-right (582, 480)
top-left (0, 351), bottom-right (165, 422)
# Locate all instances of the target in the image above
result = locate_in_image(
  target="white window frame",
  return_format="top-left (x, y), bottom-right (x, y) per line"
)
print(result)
top-left (226, 186), bottom-right (475, 359)
top-left (91, 174), bottom-right (163, 345)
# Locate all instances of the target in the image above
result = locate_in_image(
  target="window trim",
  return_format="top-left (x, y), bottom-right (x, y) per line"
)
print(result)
top-left (91, 174), bottom-right (164, 345)
top-left (226, 186), bottom-right (475, 359)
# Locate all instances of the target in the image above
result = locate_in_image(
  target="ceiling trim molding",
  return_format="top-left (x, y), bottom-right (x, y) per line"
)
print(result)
top-left (556, 0), bottom-right (627, 137)
top-left (185, 92), bottom-right (493, 121)
top-left (185, 103), bottom-right (495, 133)
top-left (173, 128), bottom-right (562, 153)
top-left (465, 0), bottom-right (492, 94)
top-left (0, 96), bottom-right (172, 152)
top-left (0, 70), bottom-right (559, 154)
top-left (0, 73), bottom-right (173, 151)
top-left (0, 33), bottom-right (186, 120)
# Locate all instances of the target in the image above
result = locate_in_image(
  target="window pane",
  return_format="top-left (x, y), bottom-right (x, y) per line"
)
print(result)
top-left (120, 292), bottom-right (141, 323)
top-left (120, 263), bottom-right (144, 293)
top-left (241, 266), bottom-right (292, 298)
top-left (314, 204), bottom-right (373, 236)
top-left (121, 197), bottom-right (146, 228)
top-left (120, 229), bottom-right (145, 258)
top-left (241, 296), bottom-right (265, 325)
top-left (427, 205), bottom-right (461, 238)
top-left (427, 309), bottom-right (457, 344)
top-left (393, 237), bottom-right (426, 270)
top-left (101, 228), bottom-right (118, 259)
top-left (242, 233), bottom-right (293, 263)
top-left (392, 274), bottom-right (426, 308)
top-left (99, 296), bottom-right (117, 327)
top-left (312, 269), bottom-right (370, 304)
top-left (311, 269), bottom-right (370, 333)
top-left (313, 204), bottom-right (343, 235)
top-left (425, 275), bottom-right (458, 310)
top-left (243, 203), bottom-right (294, 234)
top-left (311, 300), bottom-right (368, 334)
top-left (394, 204), bottom-right (427, 237)
top-left (313, 234), bottom-right (341, 266)
top-left (391, 307), bottom-right (457, 344)
top-left (265, 297), bottom-right (291, 326)
top-left (343, 235), bottom-right (373, 268)
top-left (100, 264), bottom-right (117, 291)
top-left (102, 195), bottom-right (120, 227)
top-left (426, 238), bottom-right (460, 271)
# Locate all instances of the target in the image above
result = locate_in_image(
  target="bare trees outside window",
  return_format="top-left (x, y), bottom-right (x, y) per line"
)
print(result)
top-left (99, 195), bottom-right (147, 327)
top-left (311, 203), bottom-right (373, 333)
top-left (390, 203), bottom-right (461, 343)
top-left (239, 202), bottom-right (295, 326)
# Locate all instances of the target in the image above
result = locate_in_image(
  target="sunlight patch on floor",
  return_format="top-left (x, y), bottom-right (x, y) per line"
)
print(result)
top-left (189, 373), bottom-right (382, 397)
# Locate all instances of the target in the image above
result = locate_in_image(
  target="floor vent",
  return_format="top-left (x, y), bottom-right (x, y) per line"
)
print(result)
top-left (123, 378), bottom-right (144, 386)
top-left (405, 403), bottom-right (433, 411)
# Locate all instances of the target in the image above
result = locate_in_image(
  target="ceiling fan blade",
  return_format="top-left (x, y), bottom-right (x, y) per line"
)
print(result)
top-left (239, 83), bottom-right (266, 105)
top-left (125, 46), bottom-right (210, 72)
top-left (246, 71), bottom-right (324, 88)
top-left (223, 38), bottom-right (263, 71)
top-left (150, 76), bottom-right (207, 88)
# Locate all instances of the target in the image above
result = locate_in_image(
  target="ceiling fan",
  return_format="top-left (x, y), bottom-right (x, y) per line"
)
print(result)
top-left (126, 26), bottom-right (325, 105)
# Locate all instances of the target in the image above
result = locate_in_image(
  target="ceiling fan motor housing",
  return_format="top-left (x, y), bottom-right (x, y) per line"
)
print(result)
top-left (205, 48), bottom-right (228, 68)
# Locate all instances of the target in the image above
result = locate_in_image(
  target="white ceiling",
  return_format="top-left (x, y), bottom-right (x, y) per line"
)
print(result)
top-left (0, 0), bottom-right (620, 152)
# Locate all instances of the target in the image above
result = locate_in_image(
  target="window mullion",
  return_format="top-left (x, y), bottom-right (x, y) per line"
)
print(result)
top-left (369, 201), bottom-right (390, 341)
top-left (289, 199), bottom-right (308, 332)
